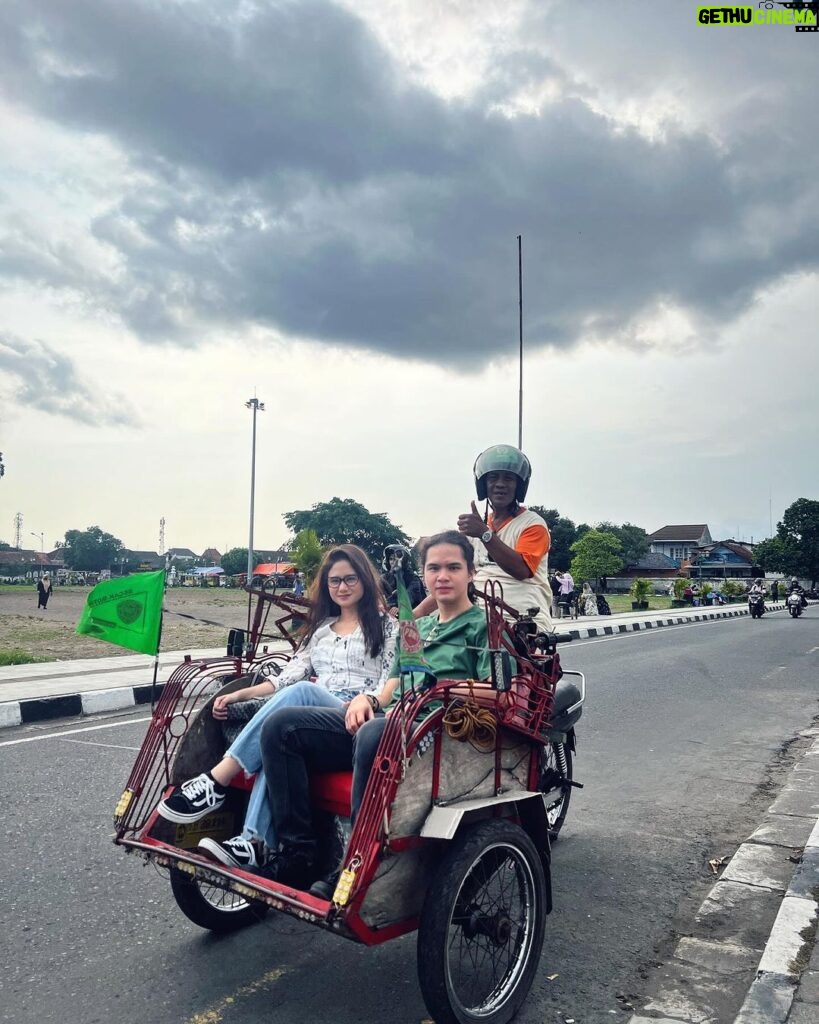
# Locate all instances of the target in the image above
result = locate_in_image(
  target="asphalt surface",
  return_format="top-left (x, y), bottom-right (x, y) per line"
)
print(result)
top-left (1, 609), bottom-right (818, 1024)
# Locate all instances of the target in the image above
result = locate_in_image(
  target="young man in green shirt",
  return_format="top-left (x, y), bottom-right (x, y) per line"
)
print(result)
top-left (258, 531), bottom-right (490, 892)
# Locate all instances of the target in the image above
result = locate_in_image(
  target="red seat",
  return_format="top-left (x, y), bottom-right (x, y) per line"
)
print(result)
top-left (229, 769), bottom-right (353, 817)
top-left (309, 771), bottom-right (353, 817)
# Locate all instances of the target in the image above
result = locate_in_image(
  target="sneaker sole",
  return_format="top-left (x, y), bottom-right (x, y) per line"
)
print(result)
top-left (197, 837), bottom-right (252, 869)
top-left (155, 797), bottom-right (225, 824)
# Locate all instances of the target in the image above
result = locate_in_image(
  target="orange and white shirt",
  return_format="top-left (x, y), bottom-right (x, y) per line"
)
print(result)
top-left (470, 507), bottom-right (553, 631)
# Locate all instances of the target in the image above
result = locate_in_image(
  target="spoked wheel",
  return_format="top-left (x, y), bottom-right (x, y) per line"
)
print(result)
top-left (418, 820), bottom-right (547, 1024)
top-left (169, 867), bottom-right (268, 933)
top-left (540, 739), bottom-right (573, 841)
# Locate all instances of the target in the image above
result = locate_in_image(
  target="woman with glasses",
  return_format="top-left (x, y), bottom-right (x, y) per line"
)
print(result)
top-left (156, 544), bottom-right (397, 870)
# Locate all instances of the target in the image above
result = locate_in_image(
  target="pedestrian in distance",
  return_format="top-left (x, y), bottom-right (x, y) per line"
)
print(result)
top-left (550, 571), bottom-right (562, 618)
top-left (36, 575), bottom-right (52, 610)
top-left (770, 580), bottom-right (779, 602)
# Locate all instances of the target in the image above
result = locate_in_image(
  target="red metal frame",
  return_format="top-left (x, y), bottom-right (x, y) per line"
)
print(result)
top-left (114, 584), bottom-right (568, 947)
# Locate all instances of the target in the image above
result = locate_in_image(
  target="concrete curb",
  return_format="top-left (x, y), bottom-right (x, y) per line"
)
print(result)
top-left (626, 734), bottom-right (819, 1024)
top-left (0, 681), bottom-right (168, 728)
top-left (734, 816), bottom-right (819, 1024)
top-left (563, 600), bottom-right (793, 641)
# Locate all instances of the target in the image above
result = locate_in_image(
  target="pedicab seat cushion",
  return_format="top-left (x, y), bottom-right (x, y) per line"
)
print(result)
top-left (309, 771), bottom-right (353, 817)
top-left (227, 770), bottom-right (353, 817)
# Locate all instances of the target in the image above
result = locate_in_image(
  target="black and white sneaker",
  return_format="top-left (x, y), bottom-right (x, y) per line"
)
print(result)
top-left (198, 835), bottom-right (260, 870)
top-left (156, 773), bottom-right (226, 823)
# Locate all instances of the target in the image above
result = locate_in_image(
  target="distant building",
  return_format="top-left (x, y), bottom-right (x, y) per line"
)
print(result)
top-left (201, 548), bottom-right (222, 565)
top-left (0, 548), bottom-right (55, 577)
top-left (688, 540), bottom-right (756, 580)
top-left (648, 525), bottom-right (712, 566)
top-left (166, 547), bottom-right (198, 563)
top-left (124, 550), bottom-right (164, 570)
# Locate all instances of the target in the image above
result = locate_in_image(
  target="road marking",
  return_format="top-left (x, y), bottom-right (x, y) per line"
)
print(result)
top-left (57, 737), bottom-right (140, 751)
top-left (761, 666), bottom-right (786, 679)
top-left (808, 646), bottom-right (819, 654)
top-left (184, 967), bottom-right (288, 1024)
top-left (0, 716), bottom-right (151, 748)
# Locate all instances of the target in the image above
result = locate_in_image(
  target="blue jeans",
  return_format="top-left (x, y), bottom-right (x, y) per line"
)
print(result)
top-left (226, 682), bottom-right (344, 848)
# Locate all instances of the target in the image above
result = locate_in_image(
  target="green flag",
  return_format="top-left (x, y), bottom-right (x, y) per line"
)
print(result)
top-left (396, 572), bottom-right (435, 682)
top-left (76, 571), bottom-right (165, 655)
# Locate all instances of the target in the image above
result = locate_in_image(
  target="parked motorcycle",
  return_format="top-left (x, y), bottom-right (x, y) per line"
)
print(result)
top-left (787, 591), bottom-right (803, 618)
top-left (748, 592), bottom-right (766, 619)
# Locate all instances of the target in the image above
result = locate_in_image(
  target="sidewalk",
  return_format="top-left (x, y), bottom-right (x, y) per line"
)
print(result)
top-left (628, 726), bottom-right (819, 1024)
top-left (0, 600), bottom-right (794, 729)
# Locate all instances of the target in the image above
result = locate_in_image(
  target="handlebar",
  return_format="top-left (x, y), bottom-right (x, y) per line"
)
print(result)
top-left (551, 632), bottom-right (574, 644)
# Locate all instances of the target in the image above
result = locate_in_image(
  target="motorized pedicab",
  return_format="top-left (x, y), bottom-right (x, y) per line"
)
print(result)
top-left (113, 579), bottom-right (584, 1024)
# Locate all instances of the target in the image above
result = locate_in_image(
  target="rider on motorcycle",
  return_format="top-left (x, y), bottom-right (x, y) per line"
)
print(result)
top-left (787, 577), bottom-right (807, 608)
top-left (748, 579), bottom-right (766, 610)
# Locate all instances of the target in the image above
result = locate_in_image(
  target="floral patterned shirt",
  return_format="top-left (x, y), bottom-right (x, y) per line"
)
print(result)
top-left (276, 615), bottom-right (398, 700)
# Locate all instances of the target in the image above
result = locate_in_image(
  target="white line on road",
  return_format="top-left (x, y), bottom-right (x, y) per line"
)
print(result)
top-left (57, 737), bottom-right (141, 751)
top-left (0, 716), bottom-right (152, 748)
top-left (808, 646), bottom-right (819, 654)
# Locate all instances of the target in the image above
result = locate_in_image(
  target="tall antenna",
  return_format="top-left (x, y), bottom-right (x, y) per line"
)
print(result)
top-left (769, 487), bottom-right (773, 538)
top-left (13, 512), bottom-right (22, 549)
top-left (517, 234), bottom-right (524, 450)
top-left (159, 516), bottom-right (166, 555)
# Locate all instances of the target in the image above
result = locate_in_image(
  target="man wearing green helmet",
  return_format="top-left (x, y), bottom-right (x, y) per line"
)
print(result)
top-left (455, 444), bottom-right (553, 631)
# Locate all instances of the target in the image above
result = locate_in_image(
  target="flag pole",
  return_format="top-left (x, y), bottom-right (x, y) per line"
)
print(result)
top-left (150, 571), bottom-right (167, 709)
top-left (517, 234), bottom-right (523, 450)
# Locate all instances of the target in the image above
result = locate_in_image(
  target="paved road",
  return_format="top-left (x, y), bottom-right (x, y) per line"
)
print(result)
top-left (2, 610), bottom-right (817, 1024)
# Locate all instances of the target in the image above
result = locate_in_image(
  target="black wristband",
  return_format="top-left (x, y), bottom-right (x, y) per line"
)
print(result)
top-left (366, 693), bottom-right (381, 712)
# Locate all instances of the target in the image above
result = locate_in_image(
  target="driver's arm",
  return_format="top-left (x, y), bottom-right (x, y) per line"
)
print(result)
top-left (481, 533), bottom-right (531, 580)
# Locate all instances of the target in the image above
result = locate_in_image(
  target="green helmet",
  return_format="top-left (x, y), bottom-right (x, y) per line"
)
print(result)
top-left (473, 444), bottom-right (532, 502)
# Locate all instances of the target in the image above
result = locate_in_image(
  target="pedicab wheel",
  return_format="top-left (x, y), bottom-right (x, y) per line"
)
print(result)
top-left (540, 740), bottom-right (573, 842)
top-left (417, 820), bottom-right (547, 1024)
top-left (169, 868), bottom-right (268, 933)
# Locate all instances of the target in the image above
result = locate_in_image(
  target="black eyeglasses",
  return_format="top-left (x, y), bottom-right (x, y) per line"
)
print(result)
top-left (328, 574), bottom-right (360, 589)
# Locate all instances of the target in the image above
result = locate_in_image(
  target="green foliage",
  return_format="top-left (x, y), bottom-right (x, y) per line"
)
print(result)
top-left (0, 649), bottom-right (48, 666)
top-left (63, 526), bottom-right (124, 571)
top-left (698, 581), bottom-right (713, 599)
top-left (528, 507), bottom-right (577, 570)
top-left (595, 522), bottom-right (649, 566)
top-left (673, 577), bottom-right (689, 600)
top-left (570, 529), bottom-right (624, 583)
top-left (290, 529), bottom-right (324, 583)
top-left (629, 577), bottom-right (653, 602)
top-left (721, 579), bottom-right (745, 598)
top-left (221, 548), bottom-right (255, 577)
top-left (0, 540), bottom-right (11, 551)
top-left (772, 498), bottom-right (819, 585)
top-left (284, 497), bottom-right (410, 564)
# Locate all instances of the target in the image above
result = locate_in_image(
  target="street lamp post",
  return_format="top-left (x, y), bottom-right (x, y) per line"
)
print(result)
top-left (30, 532), bottom-right (44, 552)
top-left (245, 397), bottom-right (265, 582)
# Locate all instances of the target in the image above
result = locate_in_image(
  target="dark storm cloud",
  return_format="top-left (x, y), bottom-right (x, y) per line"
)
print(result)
top-left (0, 334), bottom-right (138, 426)
top-left (0, 0), bottom-right (817, 366)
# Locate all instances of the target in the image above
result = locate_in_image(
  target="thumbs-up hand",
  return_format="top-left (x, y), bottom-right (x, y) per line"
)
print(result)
top-left (457, 500), bottom-right (486, 538)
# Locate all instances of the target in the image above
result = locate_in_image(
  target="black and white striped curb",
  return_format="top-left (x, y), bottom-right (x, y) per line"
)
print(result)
top-left (563, 600), bottom-right (795, 641)
top-left (0, 681), bottom-right (168, 729)
top-left (627, 730), bottom-right (819, 1024)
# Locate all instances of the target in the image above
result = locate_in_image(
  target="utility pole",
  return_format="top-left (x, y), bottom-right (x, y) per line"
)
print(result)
top-left (13, 513), bottom-right (22, 550)
top-left (517, 234), bottom-right (524, 450)
top-left (245, 396), bottom-right (265, 582)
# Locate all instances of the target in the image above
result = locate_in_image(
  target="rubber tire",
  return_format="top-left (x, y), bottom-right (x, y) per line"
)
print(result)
top-left (169, 867), bottom-right (268, 933)
top-left (541, 740), bottom-right (573, 842)
top-left (417, 820), bottom-right (547, 1024)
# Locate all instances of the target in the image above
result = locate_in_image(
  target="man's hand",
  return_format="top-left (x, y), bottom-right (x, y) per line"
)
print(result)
top-left (345, 693), bottom-right (374, 734)
top-left (457, 500), bottom-right (486, 539)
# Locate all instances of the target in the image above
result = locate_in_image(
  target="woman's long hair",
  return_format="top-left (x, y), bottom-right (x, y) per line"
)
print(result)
top-left (301, 544), bottom-right (386, 657)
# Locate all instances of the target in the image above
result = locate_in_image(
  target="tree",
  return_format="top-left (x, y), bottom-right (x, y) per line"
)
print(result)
top-left (595, 522), bottom-right (649, 567)
top-left (290, 529), bottom-right (324, 583)
top-left (63, 526), bottom-right (124, 571)
top-left (528, 507), bottom-right (577, 571)
top-left (283, 498), bottom-right (410, 564)
top-left (762, 498), bottom-right (819, 586)
top-left (221, 548), bottom-right (255, 577)
top-left (569, 530), bottom-right (624, 584)
top-left (0, 541), bottom-right (10, 551)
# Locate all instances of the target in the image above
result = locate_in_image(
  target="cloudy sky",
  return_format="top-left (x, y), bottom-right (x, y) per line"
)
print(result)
top-left (0, 0), bottom-right (817, 557)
